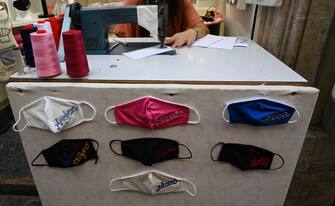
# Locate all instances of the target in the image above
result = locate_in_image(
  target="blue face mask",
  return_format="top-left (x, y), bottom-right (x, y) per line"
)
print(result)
top-left (222, 99), bottom-right (300, 126)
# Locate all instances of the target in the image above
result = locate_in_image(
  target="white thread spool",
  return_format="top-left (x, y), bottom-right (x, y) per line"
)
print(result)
top-left (33, 21), bottom-right (52, 33)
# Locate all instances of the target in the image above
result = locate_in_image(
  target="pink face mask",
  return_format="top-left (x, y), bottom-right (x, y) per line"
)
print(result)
top-left (104, 96), bottom-right (200, 130)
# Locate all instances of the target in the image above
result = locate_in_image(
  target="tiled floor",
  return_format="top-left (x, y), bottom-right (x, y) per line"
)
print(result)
top-left (0, 122), bottom-right (31, 179)
top-left (0, 195), bottom-right (41, 206)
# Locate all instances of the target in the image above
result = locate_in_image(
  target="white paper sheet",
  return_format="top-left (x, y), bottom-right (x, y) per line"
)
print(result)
top-left (122, 46), bottom-right (174, 60)
top-left (209, 37), bottom-right (237, 49)
top-left (192, 34), bottom-right (223, 47)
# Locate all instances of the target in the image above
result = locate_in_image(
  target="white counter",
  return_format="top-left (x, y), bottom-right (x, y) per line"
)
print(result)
top-left (11, 40), bottom-right (306, 85)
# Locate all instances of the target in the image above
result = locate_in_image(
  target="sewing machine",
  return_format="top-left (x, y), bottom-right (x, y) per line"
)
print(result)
top-left (69, 1), bottom-right (169, 55)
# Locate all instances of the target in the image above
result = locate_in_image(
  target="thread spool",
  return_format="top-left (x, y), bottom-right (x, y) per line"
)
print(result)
top-left (33, 21), bottom-right (52, 33)
top-left (20, 25), bottom-right (37, 67)
top-left (30, 30), bottom-right (61, 77)
top-left (62, 30), bottom-right (89, 78)
top-left (47, 17), bottom-right (62, 49)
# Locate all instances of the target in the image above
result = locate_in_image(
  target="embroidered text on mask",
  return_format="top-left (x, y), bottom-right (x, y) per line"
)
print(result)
top-left (54, 106), bottom-right (78, 131)
top-left (262, 112), bottom-right (290, 123)
top-left (72, 142), bottom-right (90, 165)
top-left (156, 179), bottom-right (177, 192)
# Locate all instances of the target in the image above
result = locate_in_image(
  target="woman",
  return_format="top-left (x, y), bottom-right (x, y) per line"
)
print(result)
top-left (114, 0), bottom-right (209, 48)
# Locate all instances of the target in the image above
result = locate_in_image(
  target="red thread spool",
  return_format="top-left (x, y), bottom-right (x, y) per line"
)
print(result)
top-left (47, 17), bottom-right (62, 49)
top-left (23, 24), bottom-right (34, 30)
top-left (62, 30), bottom-right (89, 78)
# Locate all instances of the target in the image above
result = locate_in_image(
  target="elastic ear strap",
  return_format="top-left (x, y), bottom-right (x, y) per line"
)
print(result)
top-left (31, 151), bottom-right (47, 166)
top-left (288, 109), bottom-right (300, 124)
top-left (80, 101), bottom-right (96, 121)
top-left (109, 178), bottom-right (126, 192)
top-left (178, 144), bottom-right (192, 159)
top-left (13, 97), bottom-right (44, 132)
top-left (182, 179), bottom-right (197, 197)
top-left (109, 140), bottom-right (123, 156)
top-left (188, 106), bottom-right (200, 124)
top-left (222, 105), bottom-right (230, 123)
top-left (210, 142), bottom-right (224, 161)
top-left (104, 106), bottom-right (117, 124)
top-left (12, 107), bottom-right (28, 132)
top-left (270, 153), bottom-right (285, 170)
top-left (90, 139), bottom-right (99, 164)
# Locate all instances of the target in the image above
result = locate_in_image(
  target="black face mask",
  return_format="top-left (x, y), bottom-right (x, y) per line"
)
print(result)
top-left (109, 138), bottom-right (192, 166)
top-left (13, 0), bottom-right (30, 11)
top-left (31, 139), bottom-right (99, 168)
top-left (210, 143), bottom-right (284, 171)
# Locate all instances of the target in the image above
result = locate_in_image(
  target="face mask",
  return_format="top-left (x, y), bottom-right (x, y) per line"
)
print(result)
top-left (110, 138), bottom-right (192, 166)
top-left (31, 139), bottom-right (99, 168)
top-left (13, 96), bottom-right (96, 133)
top-left (104, 96), bottom-right (200, 130)
top-left (210, 142), bottom-right (284, 171)
top-left (109, 170), bottom-right (196, 196)
top-left (222, 99), bottom-right (300, 126)
top-left (13, 0), bottom-right (31, 11)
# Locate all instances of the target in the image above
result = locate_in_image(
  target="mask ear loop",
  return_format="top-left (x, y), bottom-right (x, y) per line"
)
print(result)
top-left (222, 105), bottom-right (230, 123)
top-left (210, 142), bottom-right (224, 161)
top-left (12, 97), bottom-right (43, 132)
top-left (181, 179), bottom-right (197, 197)
top-left (270, 153), bottom-right (285, 170)
top-left (178, 144), bottom-right (192, 159)
top-left (109, 177), bottom-right (128, 192)
top-left (104, 105), bottom-right (117, 125)
top-left (12, 108), bottom-right (28, 132)
top-left (188, 106), bottom-right (200, 124)
top-left (109, 140), bottom-right (123, 156)
top-left (89, 139), bottom-right (99, 164)
top-left (288, 109), bottom-right (300, 124)
top-left (31, 151), bottom-right (48, 166)
top-left (79, 101), bottom-right (96, 121)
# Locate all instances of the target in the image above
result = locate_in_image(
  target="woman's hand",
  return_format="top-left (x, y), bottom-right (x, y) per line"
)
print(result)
top-left (165, 28), bottom-right (198, 48)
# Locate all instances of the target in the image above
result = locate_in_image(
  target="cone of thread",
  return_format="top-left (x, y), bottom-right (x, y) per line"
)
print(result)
top-left (30, 30), bottom-right (61, 77)
top-left (47, 17), bottom-right (62, 49)
top-left (62, 30), bottom-right (89, 78)
top-left (20, 25), bottom-right (37, 67)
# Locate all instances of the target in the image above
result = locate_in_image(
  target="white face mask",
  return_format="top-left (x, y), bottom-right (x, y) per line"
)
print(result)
top-left (109, 170), bottom-right (196, 196)
top-left (13, 96), bottom-right (96, 133)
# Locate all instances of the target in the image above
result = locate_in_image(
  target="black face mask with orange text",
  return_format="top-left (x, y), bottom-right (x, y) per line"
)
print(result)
top-left (31, 139), bottom-right (99, 168)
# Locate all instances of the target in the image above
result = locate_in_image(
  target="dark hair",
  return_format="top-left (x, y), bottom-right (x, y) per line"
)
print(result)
top-left (138, 0), bottom-right (184, 36)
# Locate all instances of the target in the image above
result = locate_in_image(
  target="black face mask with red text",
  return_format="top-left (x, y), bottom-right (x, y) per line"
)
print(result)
top-left (110, 138), bottom-right (192, 166)
top-left (211, 143), bottom-right (284, 171)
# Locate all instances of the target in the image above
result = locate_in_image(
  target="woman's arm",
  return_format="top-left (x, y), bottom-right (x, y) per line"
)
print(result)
top-left (165, 22), bottom-right (209, 48)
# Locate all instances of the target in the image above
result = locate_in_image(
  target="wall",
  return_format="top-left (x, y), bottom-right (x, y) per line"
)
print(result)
top-left (224, 3), bottom-right (255, 37)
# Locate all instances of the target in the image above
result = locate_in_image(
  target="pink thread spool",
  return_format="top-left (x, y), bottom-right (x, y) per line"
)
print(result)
top-left (30, 30), bottom-right (61, 78)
